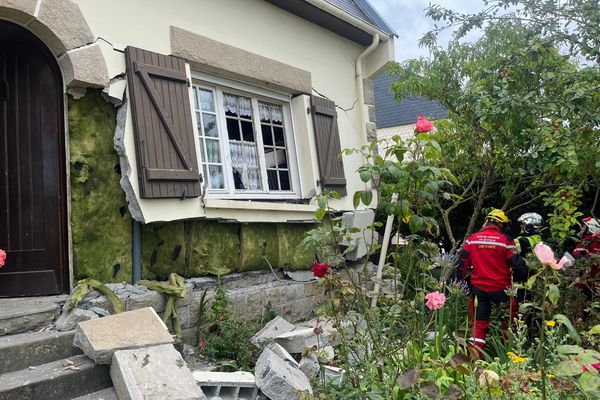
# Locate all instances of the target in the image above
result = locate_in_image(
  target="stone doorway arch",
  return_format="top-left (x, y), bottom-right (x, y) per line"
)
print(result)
top-left (0, 0), bottom-right (109, 91)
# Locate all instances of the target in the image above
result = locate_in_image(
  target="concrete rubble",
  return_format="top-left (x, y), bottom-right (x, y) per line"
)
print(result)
top-left (273, 327), bottom-right (330, 354)
top-left (254, 348), bottom-right (312, 400)
top-left (111, 343), bottom-right (206, 400)
top-left (250, 315), bottom-right (295, 348)
top-left (193, 370), bottom-right (259, 400)
top-left (266, 342), bottom-right (298, 368)
top-left (55, 307), bottom-right (98, 332)
top-left (73, 307), bottom-right (173, 364)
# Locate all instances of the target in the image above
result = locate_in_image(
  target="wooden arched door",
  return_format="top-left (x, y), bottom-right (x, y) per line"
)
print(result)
top-left (0, 20), bottom-right (68, 296)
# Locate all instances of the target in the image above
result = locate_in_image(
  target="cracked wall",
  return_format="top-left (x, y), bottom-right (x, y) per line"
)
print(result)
top-left (70, 91), bottom-right (316, 282)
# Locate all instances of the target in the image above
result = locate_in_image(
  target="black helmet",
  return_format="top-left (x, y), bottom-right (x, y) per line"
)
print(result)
top-left (517, 212), bottom-right (543, 235)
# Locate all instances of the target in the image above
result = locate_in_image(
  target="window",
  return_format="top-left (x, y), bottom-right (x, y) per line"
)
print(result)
top-left (192, 77), bottom-right (300, 199)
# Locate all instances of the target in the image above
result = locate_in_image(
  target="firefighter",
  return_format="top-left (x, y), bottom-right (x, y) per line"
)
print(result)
top-left (573, 217), bottom-right (600, 259)
top-left (456, 209), bottom-right (529, 358)
top-left (515, 212), bottom-right (544, 256)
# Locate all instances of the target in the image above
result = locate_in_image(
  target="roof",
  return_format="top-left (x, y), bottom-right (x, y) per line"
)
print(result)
top-left (264, 0), bottom-right (396, 46)
top-left (374, 72), bottom-right (448, 128)
top-left (325, 0), bottom-right (396, 36)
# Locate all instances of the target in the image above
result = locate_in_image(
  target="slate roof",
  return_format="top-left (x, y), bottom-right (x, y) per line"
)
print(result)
top-left (374, 72), bottom-right (448, 128)
top-left (325, 0), bottom-right (396, 36)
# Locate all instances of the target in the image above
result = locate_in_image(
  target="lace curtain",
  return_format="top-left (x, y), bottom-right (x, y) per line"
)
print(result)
top-left (229, 142), bottom-right (261, 190)
top-left (223, 93), bottom-right (252, 117)
top-left (259, 102), bottom-right (283, 123)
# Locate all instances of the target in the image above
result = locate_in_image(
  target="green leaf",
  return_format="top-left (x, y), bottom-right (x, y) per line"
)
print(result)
top-left (579, 371), bottom-right (600, 393)
top-left (547, 284), bottom-right (560, 305)
top-left (409, 215), bottom-right (424, 233)
top-left (553, 360), bottom-right (583, 377)
top-left (360, 190), bottom-right (373, 206)
top-left (399, 199), bottom-right (410, 217)
top-left (557, 345), bottom-right (584, 354)
top-left (553, 314), bottom-right (582, 345)
top-left (315, 208), bottom-right (326, 221)
top-left (359, 170), bottom-right (371, 183)
top-left (353, 191), bottom-right (361, 209)
top-left (526, 273), bottom-right (538, 289)
top-left (588, 325), bottom-right (600, 335)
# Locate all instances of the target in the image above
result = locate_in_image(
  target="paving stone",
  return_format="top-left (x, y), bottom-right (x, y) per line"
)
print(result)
top-left (250, 316), bottom-right (295, 348)
top-left (55, 307), bottom-right (99, 332)
top-left (73, 307), bottom-right (173, 364)
top-left (0, 295), bottom-right (65, 335)
top-left (111, 344), bottom-right (206, 400)
top-left (255, 348), bottom-right (312, 400)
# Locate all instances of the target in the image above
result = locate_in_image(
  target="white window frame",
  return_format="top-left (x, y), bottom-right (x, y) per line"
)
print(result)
top-left (191, 72), bottom-right (302, 200)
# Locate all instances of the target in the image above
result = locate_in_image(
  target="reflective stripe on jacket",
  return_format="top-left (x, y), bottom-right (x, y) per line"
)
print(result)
top-left (458, 225), bottom-right (528, 292)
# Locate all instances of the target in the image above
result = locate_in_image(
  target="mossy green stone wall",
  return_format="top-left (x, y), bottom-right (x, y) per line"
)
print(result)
top-left (69, 91), bottom-right (316, 283)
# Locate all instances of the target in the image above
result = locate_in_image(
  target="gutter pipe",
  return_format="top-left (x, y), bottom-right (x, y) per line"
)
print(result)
top-left (355, 34), bottom-right (379, 140)
top-left (306, 0), bottom-right (390, 42)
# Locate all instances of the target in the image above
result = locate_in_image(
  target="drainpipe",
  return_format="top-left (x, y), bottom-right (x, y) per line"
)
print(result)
top-left (356, 34), bottom-right (379, 140)
top-left (132, 219), bottom-right (142, 284)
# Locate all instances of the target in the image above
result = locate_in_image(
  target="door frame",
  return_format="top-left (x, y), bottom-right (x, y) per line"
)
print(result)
top-left (0, 19), bottom-right (71, 294)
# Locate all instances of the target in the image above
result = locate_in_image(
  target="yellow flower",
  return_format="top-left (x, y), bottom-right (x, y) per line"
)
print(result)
top-left (507, 352), bottom-right (527, 363)
top-left (546, 320), bottom-right (556, 327)
top-left (546, 374), bottom-right (554, 379)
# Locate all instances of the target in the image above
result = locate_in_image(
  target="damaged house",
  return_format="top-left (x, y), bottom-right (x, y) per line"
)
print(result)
top-left (0, 0), bottom-right (395, 305)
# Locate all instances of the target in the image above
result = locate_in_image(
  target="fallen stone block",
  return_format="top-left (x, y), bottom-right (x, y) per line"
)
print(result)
top-left (192, 370), bottom-right (259, 400)
top-left (298, 353), bottom-right (319, 380)
top-left (73, 307), bottom-right (173, 364)
top-left (267, 342), bottom-right (298, 368)
top-left (111, 344), bottom-right (206, 400)
top-left (251, 316), bottom-right (295, 348)
top-left (273, 327), bottom-right (329, 354)
top-left (55, 307), bottom-right (99, 332)
top-left (255, 348), bottom-right (312, 400)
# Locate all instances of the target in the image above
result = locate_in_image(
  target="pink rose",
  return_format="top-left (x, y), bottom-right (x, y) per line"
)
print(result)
top-left (311, 262), bottom-right (330, 278)
top-left (415, 114), bottom-right (434, 133)
top-left (425, 291), bottom-right (446, 310)
top-left (533, 243), bottom-right (570, 270)
top-left (0, 249), bottom-right (6, 267)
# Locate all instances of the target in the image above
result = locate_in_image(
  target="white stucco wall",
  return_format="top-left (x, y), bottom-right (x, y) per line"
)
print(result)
top-left (71, 0), bottom-right (394, 223)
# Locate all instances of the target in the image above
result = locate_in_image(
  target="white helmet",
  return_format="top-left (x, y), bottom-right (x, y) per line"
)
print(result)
top-left (517, 212), bottom-right (543, 234)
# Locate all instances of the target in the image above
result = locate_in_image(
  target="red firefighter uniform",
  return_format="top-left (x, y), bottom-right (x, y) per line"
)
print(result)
top-left (458, 224), bottom-right (528, 355)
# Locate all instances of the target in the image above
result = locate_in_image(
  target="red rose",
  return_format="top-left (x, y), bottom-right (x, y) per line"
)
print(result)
top-left (311, 262), bottom-right (330, 278)
top-left (0, 249), bottom-right (6, 268)
top-left (415, 114), bottom-right (434, 133)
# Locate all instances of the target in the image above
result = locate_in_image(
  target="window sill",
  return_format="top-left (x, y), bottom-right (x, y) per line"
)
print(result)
top-left (203, 199), bottom-right (317, 223)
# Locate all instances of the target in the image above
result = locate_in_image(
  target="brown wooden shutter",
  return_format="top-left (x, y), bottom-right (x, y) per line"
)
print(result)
top-left (125, 46), bottom-right (201, 199)
top-left (310, 95), bottom-right (347, 196)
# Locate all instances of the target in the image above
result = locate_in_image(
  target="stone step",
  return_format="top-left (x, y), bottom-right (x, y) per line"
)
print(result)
top-left (70, 387), bottom-right (117, 400)
top-left (0, 354), bottom-right (112, 400)
top-left (0, 295), bottom-right (67, 336)
top-left (0, 330), bottom-right (82, 374)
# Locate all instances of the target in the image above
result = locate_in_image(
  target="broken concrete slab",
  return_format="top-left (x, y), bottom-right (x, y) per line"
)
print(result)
top-left (283, 270), bottom-right (316, 282)
top-left (323, 366), bottom-right (345, 387)
top-left (255, 348), bottom-right (312, 400)
top-left (250, 316), bottom-right (295, 348)
top-left (55, 307), bottom-right (99, 332)
top-left (298, 353), bottom-right (319, 380)
top-left (267, 342), bottom-right (298, 368)
top-left (73, 307), bottom-right (173, 364)
top-left (111, 344), bottom-right (206, 400)
top-left (192, 370), bottom-right (259, 400)
top-left (0, 295), bottom-right (66, 335)
top-left (273, 327), bottom-right (329, 354)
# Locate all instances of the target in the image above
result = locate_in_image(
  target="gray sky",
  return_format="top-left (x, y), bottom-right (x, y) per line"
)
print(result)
top-left (368, 0), bottom-right (484, 61)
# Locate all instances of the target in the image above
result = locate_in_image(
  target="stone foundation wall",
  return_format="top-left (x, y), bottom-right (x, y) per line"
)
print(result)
top-left (75, 269), bottom-right (326, 345)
